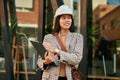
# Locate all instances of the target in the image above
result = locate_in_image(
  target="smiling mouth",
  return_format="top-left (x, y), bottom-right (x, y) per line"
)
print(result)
top-left (64, 23), bottom-right (70, 26)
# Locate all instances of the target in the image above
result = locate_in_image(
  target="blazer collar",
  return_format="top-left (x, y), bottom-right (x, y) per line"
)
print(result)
top-left (65, 31), bottom-right (73, 51)
top-left (56, 31), bottom-right (73, 51)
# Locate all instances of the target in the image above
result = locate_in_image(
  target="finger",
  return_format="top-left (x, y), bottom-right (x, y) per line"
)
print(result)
top-left (44, 52), bottom-right (48, 57)
top-left (43, 42), bottom-right (50, 46)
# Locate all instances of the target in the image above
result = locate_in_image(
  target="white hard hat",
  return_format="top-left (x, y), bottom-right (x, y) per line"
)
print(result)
top-left (54, 5), bottom-right (73, 18)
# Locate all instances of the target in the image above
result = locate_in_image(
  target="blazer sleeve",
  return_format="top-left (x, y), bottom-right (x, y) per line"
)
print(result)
top-left (59, 33), bottom-right (84, 66)
top-left (37, 34), bottom-right (59, 69)
top-left (37, 56), bottom-right (44, 70)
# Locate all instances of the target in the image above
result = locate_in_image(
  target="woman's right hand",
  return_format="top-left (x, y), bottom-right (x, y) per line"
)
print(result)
top-left (44, 52), bottom-right (54, 64)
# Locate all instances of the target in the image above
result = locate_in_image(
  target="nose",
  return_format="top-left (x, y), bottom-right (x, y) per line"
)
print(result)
top-left (65, 18), bottom-right (71, 22)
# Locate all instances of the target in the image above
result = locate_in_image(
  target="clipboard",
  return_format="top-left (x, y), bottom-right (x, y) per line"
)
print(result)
top-left (30, 40), bottom-right (46, 58)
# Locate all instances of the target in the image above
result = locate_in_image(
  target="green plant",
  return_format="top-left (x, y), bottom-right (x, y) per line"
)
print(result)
top-left (87, 24), bottom-right (99, 49)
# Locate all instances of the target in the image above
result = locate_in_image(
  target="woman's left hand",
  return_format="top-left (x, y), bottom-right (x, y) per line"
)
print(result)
top-left (44, 52), bottom-right (55, 64)
top-left (43, 42), bottom-right (55, 53)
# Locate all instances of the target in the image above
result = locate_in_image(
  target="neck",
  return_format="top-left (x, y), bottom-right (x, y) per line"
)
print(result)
top-left (60, 30), bottom-right (68, 36)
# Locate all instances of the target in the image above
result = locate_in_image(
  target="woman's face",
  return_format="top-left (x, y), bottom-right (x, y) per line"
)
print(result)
top-left (59, 14), bottom-right (72, 30)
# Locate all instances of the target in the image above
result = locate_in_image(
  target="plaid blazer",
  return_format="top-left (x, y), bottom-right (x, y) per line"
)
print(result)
top-left (37, 31), bottom-right (83, 80)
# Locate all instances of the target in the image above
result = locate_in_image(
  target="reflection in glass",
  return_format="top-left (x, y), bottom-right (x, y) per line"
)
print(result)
top-left (0, 17), bottom-right (5, 70)
top-left (88, 0), bottom-right (120, 79)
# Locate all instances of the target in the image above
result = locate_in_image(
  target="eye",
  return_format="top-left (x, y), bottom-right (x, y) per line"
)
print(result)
top-left (61, 16), bottom-right (65, 19)
top-left (67, 15), bottom-right (71, 19)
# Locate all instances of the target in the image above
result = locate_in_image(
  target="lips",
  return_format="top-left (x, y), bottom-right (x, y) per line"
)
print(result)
top-left (64, 23), bottom-right (70, 26)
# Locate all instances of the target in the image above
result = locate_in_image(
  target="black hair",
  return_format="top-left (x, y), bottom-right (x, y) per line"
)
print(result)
top-left (52, 15), bottom-right (74, 34)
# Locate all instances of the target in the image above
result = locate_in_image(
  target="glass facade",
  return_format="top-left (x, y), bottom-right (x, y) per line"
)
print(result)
top-left (88, 0), bottom-right (120, 79)
top-left (0, 20), bottom-right (5, 70)
top-left (0, 0), bottom-right (120, 80)
top-left (0, 0), bottom-right (81, 80)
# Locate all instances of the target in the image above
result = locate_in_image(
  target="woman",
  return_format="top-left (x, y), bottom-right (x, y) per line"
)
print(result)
top-left (37, 5), bottom-right (84, 80)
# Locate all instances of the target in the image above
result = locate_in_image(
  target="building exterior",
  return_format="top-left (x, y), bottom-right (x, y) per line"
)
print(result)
top-left (92, 0), bottom-right (107, 10)
top-left (1, 0), bottom-right (120, 80)
top-left (93, 5), bottom-right (120, 40)
top-left (0, 0), bottom-right (88, 80)
top-left (89, 4), bottom-right (120, 79)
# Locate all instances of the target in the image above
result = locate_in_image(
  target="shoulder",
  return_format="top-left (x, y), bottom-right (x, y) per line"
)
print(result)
top-left (43, 34), bottom-right (55, 40)
top-left (71, 33), bottom-right (84, 43)
top-left (44, 34), bottom-right (53, 37)
top-left (72, 33), bottom-right (83, 39)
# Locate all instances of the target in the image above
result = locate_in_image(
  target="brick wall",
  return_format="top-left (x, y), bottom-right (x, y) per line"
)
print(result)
top-left (16, 0), bottom-right (39, 24)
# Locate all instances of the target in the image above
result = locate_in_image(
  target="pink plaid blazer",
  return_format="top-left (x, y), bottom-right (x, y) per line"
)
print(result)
top-left (37, 31), bottom-right (83, 80)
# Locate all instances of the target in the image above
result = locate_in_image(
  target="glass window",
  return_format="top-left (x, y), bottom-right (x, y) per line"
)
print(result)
top-left (88, 0), bottom-right (120, 79)
top-left (0, 20), bottom-right (2, 44)
top-left (102, 24), bottom-right (107, 30)
top-left (111, 17), bottom-right (120, 29)
top-left (13, 26), bottom-right (38, 71)
top-left (15, 0), bottom-right (34, 12)
top-left (1, 0), bottom-right (82, 80)
top-left (10, 0), bottom-right (82, 79)
top-left (0, 17), bottom-right (5, 71)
